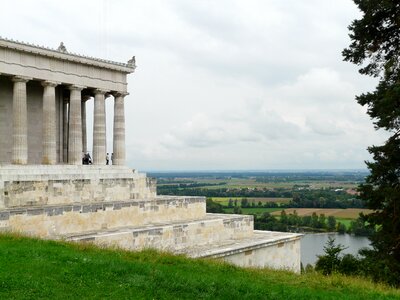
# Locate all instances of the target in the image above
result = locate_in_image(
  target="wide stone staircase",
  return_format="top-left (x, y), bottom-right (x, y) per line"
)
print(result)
top-left (0, 166), bottom-right (302, 272)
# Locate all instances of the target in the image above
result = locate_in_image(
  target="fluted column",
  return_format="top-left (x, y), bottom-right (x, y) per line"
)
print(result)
top-left (68, 85), bottom-right (85, 165)
top-left (63, 98), bottom-right (69, 163)
top-left (12, 76), bottom-right (31, 164)
top-left (42, 81), bottom-right (59, 164)
top-left (113, 92), bottom-right (128, 166)
top-left (81, 96), bottom-right (90, 154)
top-left (93, 89), bottom-right (108, 165)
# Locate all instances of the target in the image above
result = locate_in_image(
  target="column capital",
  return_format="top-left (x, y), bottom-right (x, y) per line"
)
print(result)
top-left (41, 80), bottom-right (60, 88)
top-left (68, 84), bottom-right (86, 91)
top-left (82, 95), bottom-right (91, 102)
top-left (94, 88), bottom-right (109, 95)
top-left (112, 91), bottom-right (129, 98)
top-left (12, 76), bottom-right (32, 83)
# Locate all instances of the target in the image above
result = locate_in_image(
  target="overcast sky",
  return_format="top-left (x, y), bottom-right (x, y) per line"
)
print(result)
top-left (0, 0), bottom-right (388, 171)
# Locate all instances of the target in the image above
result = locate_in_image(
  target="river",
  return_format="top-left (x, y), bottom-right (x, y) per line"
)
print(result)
top-left (301, 233), bottom-right (371, 266)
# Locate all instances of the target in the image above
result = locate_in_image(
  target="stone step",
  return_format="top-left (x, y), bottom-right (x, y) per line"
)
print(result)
top-left (65, 213), bottom-right (254, 252)
top-left (0, 196), bottom-right (206, 237)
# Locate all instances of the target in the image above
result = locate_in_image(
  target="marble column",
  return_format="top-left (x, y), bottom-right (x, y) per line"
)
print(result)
top-left (93, 89), bottom-right (107, 165)
top-left (41, 81), bottom-right (59, 164)
top-left (63, 98), bottom-right (69, 163)
top-left (81, 96), bottom-right (90, 154)
top-left (68, 85), bottom-right (85, 165)
top-left (113, 92), bottom-right (127, 166)
top-left (12, 76), bottom-right (31, 164)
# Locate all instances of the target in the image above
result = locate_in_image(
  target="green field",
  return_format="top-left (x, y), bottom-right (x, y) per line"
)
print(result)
top-left (271, 208), bottom-right (372, 219)
top-left (336, 218), bottom-right (353, 228)
top-left (0, 234), bottom-right (398, 299)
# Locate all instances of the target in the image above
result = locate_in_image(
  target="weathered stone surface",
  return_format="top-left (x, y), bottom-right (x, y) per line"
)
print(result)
top-left (0, 166), bottom-right (156, 208)
top-left (0, 196), bottom-right (206, 237)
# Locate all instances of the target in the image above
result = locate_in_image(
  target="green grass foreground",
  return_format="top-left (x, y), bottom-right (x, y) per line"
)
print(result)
top-left (0, 234), bottom-right (399, 299)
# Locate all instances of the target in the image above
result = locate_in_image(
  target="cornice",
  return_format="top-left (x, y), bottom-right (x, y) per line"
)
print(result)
top-left (0, 36), bottom-right (136, 74)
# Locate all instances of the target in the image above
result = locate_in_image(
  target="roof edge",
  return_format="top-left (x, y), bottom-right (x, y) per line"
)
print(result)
top-left (0, 36), bottom-right (136, 73)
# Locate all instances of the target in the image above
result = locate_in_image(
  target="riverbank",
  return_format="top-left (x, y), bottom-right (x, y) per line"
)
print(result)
top-left (0, 233), bottom-right (398, 299)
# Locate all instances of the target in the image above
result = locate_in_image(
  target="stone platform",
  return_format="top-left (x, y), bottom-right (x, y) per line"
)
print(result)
top-left (0, 166), bottom-right (302, 273)
top-left (0, 165), bottom-right (156, 209)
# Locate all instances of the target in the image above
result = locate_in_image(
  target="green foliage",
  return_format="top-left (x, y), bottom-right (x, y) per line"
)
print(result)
top-left (337, 222), bottom-right (347, 234)
top-left (0, 234), bottom-right (399, 299)
top-left (255, 212), bottom-right (350, 234)
top-left (348, 216), bottom-right (374, 236)
top-left (316, 237), bottom-right (347, 275)
top-left (233, 206), bottom-right (242, 214)
top-left (206, 198), bottom-right (224, 213)
top-left (327, 216), bottom-right (337, 231)
top-left (343, 0), bottom-right (400, 286)
top-left (339, 254), bottom-right (361, 276)
top-left (240, 198), bottom-right (249, 208)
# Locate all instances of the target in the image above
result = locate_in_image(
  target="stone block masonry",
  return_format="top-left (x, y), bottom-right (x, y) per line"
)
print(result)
top-left (0, 166), bottom-right (156, 209)
top-left (0, 196), bottom-right (206, 237)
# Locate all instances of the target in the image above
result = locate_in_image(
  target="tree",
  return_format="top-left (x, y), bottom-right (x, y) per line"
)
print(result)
top-left (315, 236), bottom-right (347, 275)
top-left (233, 206), bottom-right (242, 214)
top-left (327, 216), bottom-right (337, 231)
top-left (336, 222), bottom-right (346, 234)
top-left (343, 0), bottom-right (400, 286)
top-left (318, 214), bottom-right (326, 229)
top-left (206, 198), bottom-right (223, 213)
top-left (310, 212), bottom-right (319, 228)
top-left (280, 210), bottom-right (288, 224)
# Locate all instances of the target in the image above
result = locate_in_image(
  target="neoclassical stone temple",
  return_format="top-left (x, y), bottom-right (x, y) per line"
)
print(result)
top-left (0, 38), bottom-right (130, 165)
top-left (0, 37), bottom-right (302, 272)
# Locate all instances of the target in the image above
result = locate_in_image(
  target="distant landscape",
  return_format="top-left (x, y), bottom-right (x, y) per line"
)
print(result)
top-left (149, 170), bottom-right (373, 235)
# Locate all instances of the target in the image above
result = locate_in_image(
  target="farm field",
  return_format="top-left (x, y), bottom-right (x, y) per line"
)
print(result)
top-left (271, 208), bottom-right (372, 219)
top-left (155, 173), bottom-right (365, 190)
top-left (190, 178), bottom-right (360, 189)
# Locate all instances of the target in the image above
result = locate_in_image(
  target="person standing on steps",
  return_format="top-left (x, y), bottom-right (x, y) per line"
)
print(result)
top-left (106, 153), bottom-right (110, 165)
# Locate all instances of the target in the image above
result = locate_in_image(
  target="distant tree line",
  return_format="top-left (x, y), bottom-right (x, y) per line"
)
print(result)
top-left (253, 211), bottom-right (372, 236)
top-left (291, 190), bottom-right (364, 208)
top-left (205, 199), bottom-right (372, 236)
top-left (182, 187), bottom-right (364, 208)
top-left (158, 186), bottom-right (292, 198)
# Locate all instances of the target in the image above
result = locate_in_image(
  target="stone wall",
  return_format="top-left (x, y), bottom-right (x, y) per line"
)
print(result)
top-left (0, 196), bottom-right (206, 237)
top-left (0, 166), bottom-right (156, 209)
top-left (214, 231), bottom-right (302, 273)
top-left (68, 214), bottom-right (253, 252)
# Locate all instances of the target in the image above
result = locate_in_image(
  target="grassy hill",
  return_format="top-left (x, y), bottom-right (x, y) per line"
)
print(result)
top-left (0, 233), bottom-right (398, 299)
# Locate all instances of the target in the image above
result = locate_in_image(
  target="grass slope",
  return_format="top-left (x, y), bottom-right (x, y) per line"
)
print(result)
top-left (0, 234), bottom-right (398, 299)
